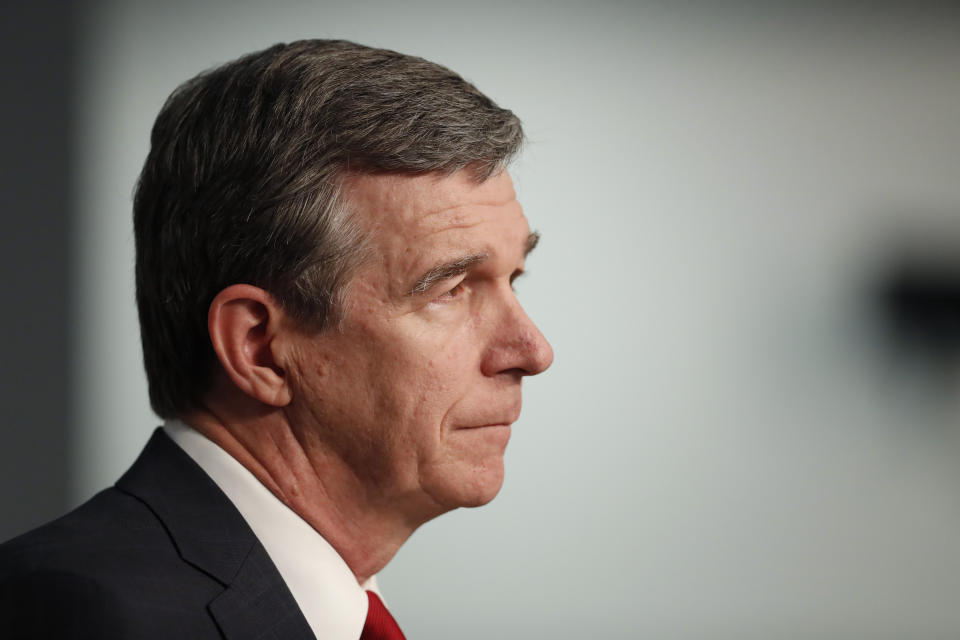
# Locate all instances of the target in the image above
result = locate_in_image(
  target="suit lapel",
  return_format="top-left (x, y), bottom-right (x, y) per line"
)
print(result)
top-left (116, 429), bottom-right (316, 640)
top-left (208, 546), bottom-right (319, 640)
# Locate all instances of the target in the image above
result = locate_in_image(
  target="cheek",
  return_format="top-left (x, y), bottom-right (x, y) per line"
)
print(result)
top-left (421, 315), bottom-right (483, 385)
top-left (381, 325), bottom-right (480, 426)
top-left (379, 346), bottom-right (457, 422)
top-left (326, 304), bottom-right (488, 430)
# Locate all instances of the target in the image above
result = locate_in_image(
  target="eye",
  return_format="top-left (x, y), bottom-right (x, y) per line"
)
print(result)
top-left (433, 279), bottom-right (467, 304)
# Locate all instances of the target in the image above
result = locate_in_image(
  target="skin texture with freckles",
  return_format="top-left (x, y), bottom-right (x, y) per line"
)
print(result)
top-left (284, 169), bottom-right (553, 515)
top-left (189, 169), bottom-right (553, 582)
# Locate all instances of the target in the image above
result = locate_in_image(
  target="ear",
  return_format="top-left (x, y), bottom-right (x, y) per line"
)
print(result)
top-left (208, 284), bottom-right (292, 407)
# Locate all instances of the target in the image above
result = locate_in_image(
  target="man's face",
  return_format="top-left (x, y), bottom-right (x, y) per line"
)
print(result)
top-left (284, 170), bottom-right (553, 518)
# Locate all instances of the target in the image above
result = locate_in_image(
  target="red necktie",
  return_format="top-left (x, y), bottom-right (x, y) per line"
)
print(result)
top-left (360, 591), bottom-right (407, 640)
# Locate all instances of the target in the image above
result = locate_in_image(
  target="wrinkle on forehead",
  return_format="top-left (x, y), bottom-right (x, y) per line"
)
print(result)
top-left (341, 170), bottom-right (519, 233)
top-left (410, 219), bottom-right (482, 243)
top-left (415, 198), bottom-right (521, 223)
top-left (410, 200), bottom-right (527, 240)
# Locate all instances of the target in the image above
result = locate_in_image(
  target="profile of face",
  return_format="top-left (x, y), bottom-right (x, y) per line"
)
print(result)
top-left (284, 170), bottom-right (553, 519)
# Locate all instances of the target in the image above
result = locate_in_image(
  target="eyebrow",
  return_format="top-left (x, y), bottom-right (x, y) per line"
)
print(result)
top-left (408, 253), bottom-right (489, 296)
top-left (406, 231), bottom-right (542, 297)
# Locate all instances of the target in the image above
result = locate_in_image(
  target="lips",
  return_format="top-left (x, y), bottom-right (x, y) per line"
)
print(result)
top-left (457, 410), bottom-right (521, 429)
top-left (452, 397), bottom-right (522, 430)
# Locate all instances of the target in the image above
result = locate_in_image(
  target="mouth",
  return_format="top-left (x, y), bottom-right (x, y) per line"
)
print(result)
top-left (454, 399), bottom-right (522, 430)
top-left (458, 422), bottom-right (512, 430)
top-left (457, 411), bottom-right (520, 430)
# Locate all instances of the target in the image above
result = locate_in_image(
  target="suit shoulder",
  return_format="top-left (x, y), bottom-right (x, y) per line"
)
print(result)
top-left (0, 564), bottom-right (131, 638)
top-left (0, 488), bottom-right (224, 637)
top-left (0, 487), bottom-right (170, 577)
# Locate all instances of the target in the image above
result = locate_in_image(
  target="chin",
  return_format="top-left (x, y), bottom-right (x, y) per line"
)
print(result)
top-left (459, 469), bottom-right (505, 508)
top-left (423, 458), bottom-right (506, 510)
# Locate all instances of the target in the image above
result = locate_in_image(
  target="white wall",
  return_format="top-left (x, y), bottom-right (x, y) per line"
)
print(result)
top-left (75, 2), bottom-right (960, 637)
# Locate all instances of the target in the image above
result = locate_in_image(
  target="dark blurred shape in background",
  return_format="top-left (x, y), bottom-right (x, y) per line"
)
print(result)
top-left (0, 1), bottom-right (76, 540)
top-left (875, 227), bottom-right (960, 382)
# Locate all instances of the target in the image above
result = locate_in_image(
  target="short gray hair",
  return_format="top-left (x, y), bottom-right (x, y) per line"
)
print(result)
top-left (134, 39), bottom-right (525, 418)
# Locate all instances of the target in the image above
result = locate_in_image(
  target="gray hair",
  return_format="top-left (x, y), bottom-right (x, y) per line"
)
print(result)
top-left (134, 39), bottom-right (525, 418)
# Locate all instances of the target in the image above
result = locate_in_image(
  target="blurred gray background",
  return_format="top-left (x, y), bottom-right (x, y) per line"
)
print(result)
top-left (4, 1), bottom-right (960, 638)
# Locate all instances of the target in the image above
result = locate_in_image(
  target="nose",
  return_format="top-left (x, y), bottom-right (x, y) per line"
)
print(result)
top-left (481, 290), bottom-right (554, 378)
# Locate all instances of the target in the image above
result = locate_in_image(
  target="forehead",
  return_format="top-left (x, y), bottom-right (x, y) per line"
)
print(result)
top-left (342, 170), bottom-right (523, 241)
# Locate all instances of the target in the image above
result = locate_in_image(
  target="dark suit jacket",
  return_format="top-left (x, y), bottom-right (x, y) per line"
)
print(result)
top-left (0, 429), bottom-right (316, 639)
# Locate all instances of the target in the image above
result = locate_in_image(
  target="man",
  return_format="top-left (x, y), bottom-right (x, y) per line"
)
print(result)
top-left (0, 39), bottom-right (552, 638)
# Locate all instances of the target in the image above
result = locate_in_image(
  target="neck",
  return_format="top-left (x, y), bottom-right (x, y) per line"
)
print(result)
top-left (181, 397), bottom-right (427, 584)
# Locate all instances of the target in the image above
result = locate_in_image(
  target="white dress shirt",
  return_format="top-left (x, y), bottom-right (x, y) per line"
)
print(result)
top-left (163, 420), bottom-right (379, 640)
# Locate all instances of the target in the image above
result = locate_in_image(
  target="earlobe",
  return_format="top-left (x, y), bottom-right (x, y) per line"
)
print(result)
top-left (208, 285), bottom-right (293, 407)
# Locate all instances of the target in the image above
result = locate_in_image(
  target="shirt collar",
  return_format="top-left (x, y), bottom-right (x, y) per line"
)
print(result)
top-left (163, 419), bottom-right (378, 640)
